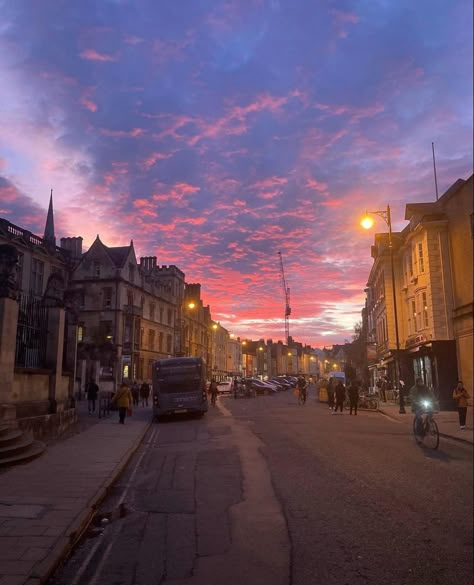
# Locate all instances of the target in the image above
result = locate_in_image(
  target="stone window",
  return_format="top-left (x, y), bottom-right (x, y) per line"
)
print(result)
top-left (31, 258), bottom-right (44, 295)
top-left (103, 287), bottom-right (112, 308)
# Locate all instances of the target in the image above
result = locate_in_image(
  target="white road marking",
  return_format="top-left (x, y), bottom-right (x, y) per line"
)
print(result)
top-left (70, 425), bottom-right (159, 585)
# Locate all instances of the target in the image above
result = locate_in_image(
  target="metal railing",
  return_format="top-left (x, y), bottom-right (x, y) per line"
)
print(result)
top-left (15, 293), bottom-right (49, 368)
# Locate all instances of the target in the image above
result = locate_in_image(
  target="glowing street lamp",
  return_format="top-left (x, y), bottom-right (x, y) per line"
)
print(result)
top-left (361, 204), bottom-right (405, 414)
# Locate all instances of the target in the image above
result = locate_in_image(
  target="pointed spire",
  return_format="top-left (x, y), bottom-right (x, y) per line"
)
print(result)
top-left (43, 189), bottom-right (56, 248)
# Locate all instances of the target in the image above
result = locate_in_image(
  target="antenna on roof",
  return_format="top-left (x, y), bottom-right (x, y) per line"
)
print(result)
top-left (432, 142), bottom-right (439, 201)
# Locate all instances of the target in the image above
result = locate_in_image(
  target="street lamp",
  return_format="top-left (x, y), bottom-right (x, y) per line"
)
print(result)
top-left (361, 204), bottom-right (405, 414)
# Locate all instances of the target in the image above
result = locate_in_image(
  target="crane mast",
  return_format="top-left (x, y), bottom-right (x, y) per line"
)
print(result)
top-left (278, 251), bottom-right (291, 345)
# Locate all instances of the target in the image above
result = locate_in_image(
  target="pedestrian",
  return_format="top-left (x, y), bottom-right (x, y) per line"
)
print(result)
top-left (86, 379), bottom-right (99, 414)
top-left (333, 380), bottom-right (346, 414)
top-left (347, 380), bottom-right (360, 415)
top-left (131, 380), bottom-right (140, 407)
top-left (112, 383), bottom-right (133, 424)
top-left (327, 378), bottom-right (335, 411)
top-left (452, 381), bottom-right (470, 429)
top-left (209, 378), bottom-right (218, 406)
top-left (140, 380), bottom-right (150, 407)
top-left (380, 376), bottom-right (389, 402)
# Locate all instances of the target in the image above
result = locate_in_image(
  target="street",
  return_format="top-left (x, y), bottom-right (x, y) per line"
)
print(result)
top-left (48, 391), bottom-right (473, 585)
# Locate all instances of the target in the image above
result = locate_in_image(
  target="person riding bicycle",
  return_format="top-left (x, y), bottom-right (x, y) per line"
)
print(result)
top-left (209, 378), bottom-right (218, 406)
top-left (409, 377), bottom-right (434, 435)
top-left (297, 376), bottom-right (308, 404)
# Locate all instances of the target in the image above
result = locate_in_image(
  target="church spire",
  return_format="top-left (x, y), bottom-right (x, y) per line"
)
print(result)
top-left (43, 189), bottom-right (56, 248)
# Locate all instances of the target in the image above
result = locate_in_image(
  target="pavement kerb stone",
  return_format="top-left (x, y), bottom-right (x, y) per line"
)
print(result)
top-left (30, 416), bottom-right (153, 585)
top-left (377, 406), bottom-right (473, 446)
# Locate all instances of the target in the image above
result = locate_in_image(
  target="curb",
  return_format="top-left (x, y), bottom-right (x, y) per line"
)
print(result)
top-left (377, 409), bottom-right (473, 446)
top-left (32, 416), bottom-right (154, 585)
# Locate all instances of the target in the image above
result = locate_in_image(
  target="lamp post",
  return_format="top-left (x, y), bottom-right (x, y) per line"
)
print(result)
top-left (361, 205), bottom-right (405, 414)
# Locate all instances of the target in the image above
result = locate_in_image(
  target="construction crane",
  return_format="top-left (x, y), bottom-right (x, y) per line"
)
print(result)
top-left (278, 251), bottom-right (291, 345)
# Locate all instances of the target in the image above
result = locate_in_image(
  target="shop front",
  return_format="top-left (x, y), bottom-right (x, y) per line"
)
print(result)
top-left (406, 338), bottom-right (458, 410)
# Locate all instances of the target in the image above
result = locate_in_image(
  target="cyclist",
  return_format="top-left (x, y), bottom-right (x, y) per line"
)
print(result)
top-left (297, 376), bottom-right (308, 405)
top-left (209, 378), bottom-right (218, 407)
top-left (409, 377), bottom-right (434, 435)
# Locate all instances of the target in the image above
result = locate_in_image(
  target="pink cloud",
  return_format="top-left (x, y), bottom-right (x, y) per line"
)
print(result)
top-left (80, 88), bottom-right (98, 112)
top-left (79, 49), bottom-right (116, 62)
top-left (140, 151), bottom-right (174, 170)
top-left (100, 128), bottom-right (145, 138)
top-left (305, 178), bottom-right (328, 192)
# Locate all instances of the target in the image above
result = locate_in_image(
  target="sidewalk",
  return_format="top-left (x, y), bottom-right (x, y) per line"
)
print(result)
top-left (377, 402), bottom-right (474, 445)
top-left (0, 403), bottom-right (152, 585)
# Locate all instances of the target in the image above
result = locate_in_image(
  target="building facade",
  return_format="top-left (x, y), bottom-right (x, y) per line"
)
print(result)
top-left (365, 175), bottom-right (473, 408)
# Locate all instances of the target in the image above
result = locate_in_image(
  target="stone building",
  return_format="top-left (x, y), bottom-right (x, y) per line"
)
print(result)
top-left (66, 238), bottom-right (186, 392)
top-left (365, 174), bottom-right (473, 408)
top-left (0, 195), bottom-right (78, 442)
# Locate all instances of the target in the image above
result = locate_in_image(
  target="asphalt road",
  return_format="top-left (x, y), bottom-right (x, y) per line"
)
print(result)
top-left (48, 390), bottom-right (473, 585)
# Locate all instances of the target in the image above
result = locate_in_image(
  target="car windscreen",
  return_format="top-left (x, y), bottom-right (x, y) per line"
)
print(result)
top-left (155, 365), bottom-right (202, 394)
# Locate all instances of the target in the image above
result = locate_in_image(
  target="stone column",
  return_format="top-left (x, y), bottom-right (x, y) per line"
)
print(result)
top-left (0, 244), bottom-right (20, 414)
top-left (0, 296), bottom-right (19, 408)
top-left (45, 306), bottom-right (65, 413)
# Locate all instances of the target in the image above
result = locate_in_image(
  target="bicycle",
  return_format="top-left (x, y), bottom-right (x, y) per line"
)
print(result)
top-left (413, 401), bottom-right (439, 449)
top-left (297, 387), bottom-right (307, 405)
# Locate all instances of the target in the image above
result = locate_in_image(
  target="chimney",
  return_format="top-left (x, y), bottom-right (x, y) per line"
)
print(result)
top-left (60, 236), bottom-right (83, 258)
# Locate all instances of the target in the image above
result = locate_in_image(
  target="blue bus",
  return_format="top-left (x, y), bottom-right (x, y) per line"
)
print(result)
top-left (152, 357), bottom-right (208, 418)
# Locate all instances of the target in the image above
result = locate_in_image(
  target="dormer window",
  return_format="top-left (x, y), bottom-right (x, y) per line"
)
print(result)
top-left (129, 264), bottom-right (135, 283)
top-left (93, 262), bottom-right (101, 277)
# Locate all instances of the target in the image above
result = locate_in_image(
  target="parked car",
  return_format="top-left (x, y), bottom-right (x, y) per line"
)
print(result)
top-left (217, 380), bottom-right (233, 395)
top-left (248, 379), bottom-right (278, 395)
top-left (269, 377), bottom-right (291, 390)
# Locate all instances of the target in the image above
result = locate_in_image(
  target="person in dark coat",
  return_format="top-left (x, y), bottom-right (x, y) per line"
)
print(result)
top-left (333, 381), bottom-right (346, 414)
top-left (140, 381), bottom-right (150, 407)
top-left (131, 381), bottom-right (140, 407)
top-left (347, 380), bottom-right (360, 415)
top-left (327, 378), bottom-right (335, 411)
top-left (86, 380), bottom-right (99, 413)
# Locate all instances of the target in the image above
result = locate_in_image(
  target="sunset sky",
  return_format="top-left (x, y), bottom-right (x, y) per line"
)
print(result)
top-left (0, 0), bottom-right (472, 347)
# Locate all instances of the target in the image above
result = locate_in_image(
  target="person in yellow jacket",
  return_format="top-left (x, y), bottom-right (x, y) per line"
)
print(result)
top-left (453, 381), bottom-right (470, 429)
top-left (113, 383), bottom-right (133, 424)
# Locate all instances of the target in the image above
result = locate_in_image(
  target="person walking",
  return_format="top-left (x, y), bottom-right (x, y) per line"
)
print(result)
top-left (86, 379), bottom-right (99, 414)
top-left (347, 380), bottom-right (360, 415)
top-left (131, 380), bottom-right (140, 407)
top-left (140, 380), bottom-right (150, 407)
top-left (327, 378), bottom-right (335, 411)
top-left (333, 380), bottom-right (346, 414)
top-left (209, 378), bottom-right (218, 406)
top-left (453, 381), bottom-right (470, 429)
top-left (112, 383), bottom-right (133, 424)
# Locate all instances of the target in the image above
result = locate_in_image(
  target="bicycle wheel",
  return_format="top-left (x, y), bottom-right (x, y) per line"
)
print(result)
top-left (413, 416), bottom-right (423, 444)
top-left (423, 418), bottom-right (439, 449)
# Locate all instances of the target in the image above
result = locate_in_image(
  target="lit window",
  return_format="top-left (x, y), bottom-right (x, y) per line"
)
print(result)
top-left (422, 292), bottom-right (429, 327)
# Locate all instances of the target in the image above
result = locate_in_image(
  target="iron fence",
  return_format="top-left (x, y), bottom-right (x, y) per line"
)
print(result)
top-left (15, 293), bottom-right (49, 368)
